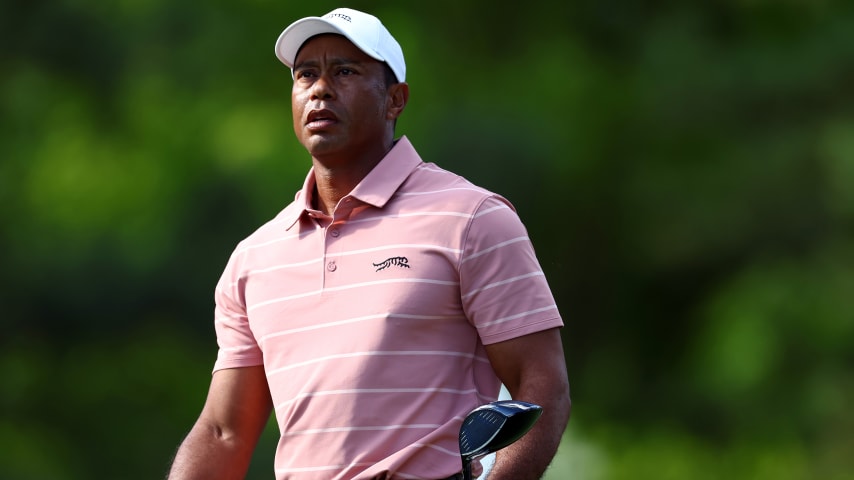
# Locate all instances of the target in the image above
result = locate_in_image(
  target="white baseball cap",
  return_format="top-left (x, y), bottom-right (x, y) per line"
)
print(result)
top-left (275, 8), bottom-right (406, 83)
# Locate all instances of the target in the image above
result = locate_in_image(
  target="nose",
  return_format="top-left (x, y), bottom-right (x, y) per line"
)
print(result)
top-left (309, 73), bottom-right (335, 101)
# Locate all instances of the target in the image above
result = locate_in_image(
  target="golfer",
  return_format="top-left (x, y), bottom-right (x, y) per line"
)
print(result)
top-left (167, 8), bottom-right (570, 480)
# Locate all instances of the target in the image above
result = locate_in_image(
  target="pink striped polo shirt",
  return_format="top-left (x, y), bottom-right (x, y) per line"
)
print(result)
top-left (213, 136), bottom-right (563, 479)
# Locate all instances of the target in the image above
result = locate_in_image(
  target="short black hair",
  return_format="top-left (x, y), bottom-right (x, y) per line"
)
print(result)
top-left (381, 62), bottom-right (399, 90)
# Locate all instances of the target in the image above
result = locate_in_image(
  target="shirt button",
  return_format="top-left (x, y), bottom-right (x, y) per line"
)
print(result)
top-left (326, 261), bottom-right (337, 272)
top-left (330, 228), bottom-right (340, 238)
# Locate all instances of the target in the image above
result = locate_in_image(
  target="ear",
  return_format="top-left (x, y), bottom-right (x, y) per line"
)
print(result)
top-left (386, 82), bottom-right (409, 120)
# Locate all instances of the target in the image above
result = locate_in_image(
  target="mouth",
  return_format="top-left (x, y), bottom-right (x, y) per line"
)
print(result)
top-left (305, 109), bottom-right (338, 130)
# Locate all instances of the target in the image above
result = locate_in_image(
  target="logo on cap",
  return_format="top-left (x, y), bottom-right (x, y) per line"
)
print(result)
top-left (326, 13), bottom-right (352, 22)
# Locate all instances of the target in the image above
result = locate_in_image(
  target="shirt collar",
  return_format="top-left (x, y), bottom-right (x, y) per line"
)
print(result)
top-left (282, 136), bottom-right (422, 230)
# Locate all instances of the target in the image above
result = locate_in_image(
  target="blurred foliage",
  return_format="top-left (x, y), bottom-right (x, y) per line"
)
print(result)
top-left (1, 0), bottom-right (853, 478)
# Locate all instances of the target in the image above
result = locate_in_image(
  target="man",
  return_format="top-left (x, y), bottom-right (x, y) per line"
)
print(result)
top-left (168, 8), bottom-right (570, 480)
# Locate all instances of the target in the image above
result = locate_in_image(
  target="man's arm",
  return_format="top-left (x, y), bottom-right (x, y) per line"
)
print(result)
top-left (483, 327), bottom-right (571, 480)
top-left (167, 365), bottom-right (273, 480)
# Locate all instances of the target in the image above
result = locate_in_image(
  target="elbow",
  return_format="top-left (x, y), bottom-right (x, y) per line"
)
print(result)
top-left (557, 379), bottom-right (572, 423)
top-left (563, 386), bottom-right (572, 422)
top-left (545, 371), bottom-right (571, 426)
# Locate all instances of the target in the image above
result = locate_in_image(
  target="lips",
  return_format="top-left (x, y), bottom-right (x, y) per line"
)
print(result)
top-left (306, 109), bottom-right (338, 129)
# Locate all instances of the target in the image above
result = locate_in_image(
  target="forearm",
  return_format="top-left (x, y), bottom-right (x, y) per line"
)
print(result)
top-left (486, 389), bottom-right (571, 480)
top-left (483, 328), bottom-right (572, 480)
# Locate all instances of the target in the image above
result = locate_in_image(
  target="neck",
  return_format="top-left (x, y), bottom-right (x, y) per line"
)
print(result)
top-left (310, 139), bottom-right (394, 215)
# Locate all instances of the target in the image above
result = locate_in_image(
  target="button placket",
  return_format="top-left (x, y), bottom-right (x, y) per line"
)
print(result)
top-left (324, 222), bottom-right (343, 279)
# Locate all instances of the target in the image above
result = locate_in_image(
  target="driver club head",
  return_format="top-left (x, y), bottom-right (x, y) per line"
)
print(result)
top-left (458, 400), bottom-right (543, 477)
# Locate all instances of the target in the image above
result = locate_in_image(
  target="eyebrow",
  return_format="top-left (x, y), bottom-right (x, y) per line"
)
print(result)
top-left (293, 57), bottom-right (367, 72)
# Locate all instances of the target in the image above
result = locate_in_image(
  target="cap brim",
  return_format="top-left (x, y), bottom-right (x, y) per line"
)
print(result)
top-left (275, 17), bottom-right (384, 68)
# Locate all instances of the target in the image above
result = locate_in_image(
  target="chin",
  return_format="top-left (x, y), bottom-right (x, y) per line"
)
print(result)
top-left (303, 135), bottom-right (345, 157)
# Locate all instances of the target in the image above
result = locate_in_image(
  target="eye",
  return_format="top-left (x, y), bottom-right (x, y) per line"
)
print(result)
top-left (295, 69), bottom-right (316, 80)
top-left (338, 68), bottom-right (356, 76)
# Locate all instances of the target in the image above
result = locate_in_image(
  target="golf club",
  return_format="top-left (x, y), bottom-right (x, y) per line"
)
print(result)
top-left (458, 400), bottom-right (543, 480)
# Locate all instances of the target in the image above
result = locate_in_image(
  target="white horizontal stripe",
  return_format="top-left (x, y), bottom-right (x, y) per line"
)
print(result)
top-left (461, 272), bottom-right (545, 299)
top-left (283, 423), bottom-right (440, 437)
top-left (247, 240), bottom-right (464, 266)
top-left (247, 257), bottom-right (321, 275)
top-left (419, 164), bottom-right (486, 184)
top-left (275, 462), bottom-right (373, 474)
top-left (461, 236), bottom-right (529, 263)
top-left (233, 230), bottom-right (308, 256)
top-left (230, 245), bottom-right (463, 292)
top-left (341, 210), bottom-right (473, 229)
top-left (250, 278), bottom-right (459, 315)
top-left (260, 312), bottom-right (463, 343)
top-left (331, 242), bottom-right (463, 257)
top-left (267, 350), bottom-right (483, 377)
top-left (479, 305), bottom-right (559, 328)
top-left (239, 212), bottom-right (470, 257)
top-left (413, 441), bottom-right (462, 458)
top-left (473, 203), bottom-right (511, 218)
top-left (275, 387), bottom-right (478, 411)
top-left (247, 288), bottom-right (324, 313)
top-left (396, 185), bottom-right (486, 197)
top-left (260, 313), bottom-right (386, 342)
top-left (321, 277), bottom-right (459, 292)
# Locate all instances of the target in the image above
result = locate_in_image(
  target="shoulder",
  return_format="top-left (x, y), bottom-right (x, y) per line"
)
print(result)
top-left (224, 198), bottom-right (304, 268)
top-left (400, 162), bottom-right (514, 212)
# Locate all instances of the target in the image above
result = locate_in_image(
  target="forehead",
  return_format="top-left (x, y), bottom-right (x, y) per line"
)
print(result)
top-left (294, 34), bottom-right (379, 66)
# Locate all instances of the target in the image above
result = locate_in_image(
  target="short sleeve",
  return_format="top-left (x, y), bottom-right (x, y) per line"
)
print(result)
top-left (459, 195), bottom-right (563, 345)
top-left (212, 248), bottom-right (264, 372)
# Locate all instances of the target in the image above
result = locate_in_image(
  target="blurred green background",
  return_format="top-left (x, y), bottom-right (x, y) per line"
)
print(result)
top-left (2, 0), bottom-right (853, 479)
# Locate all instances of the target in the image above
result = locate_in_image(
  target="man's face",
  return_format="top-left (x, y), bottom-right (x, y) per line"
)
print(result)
top-left (291, 34), bottom-right (393, 161)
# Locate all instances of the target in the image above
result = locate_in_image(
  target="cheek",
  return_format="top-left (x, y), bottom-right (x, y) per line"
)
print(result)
top-left (291, 93), bottom-right (305, 127)
top-left (355, 90), bottom-right (388, 125)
